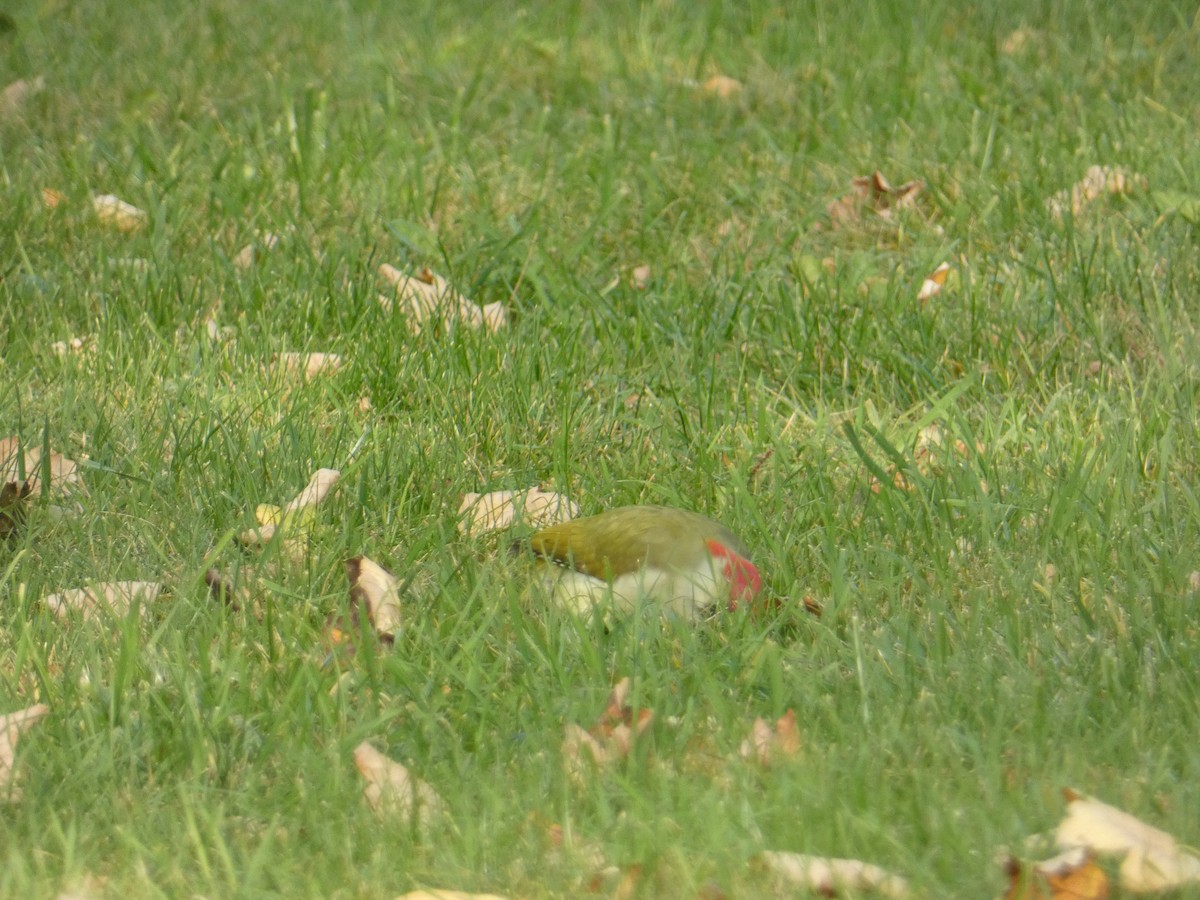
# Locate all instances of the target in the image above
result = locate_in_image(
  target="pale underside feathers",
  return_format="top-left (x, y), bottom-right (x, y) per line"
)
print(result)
top-left (524, 505), bottom-right (759, 620)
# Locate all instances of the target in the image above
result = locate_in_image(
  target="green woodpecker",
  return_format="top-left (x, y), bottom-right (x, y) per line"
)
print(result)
top-left (522, 505), bottom-right (762, 620)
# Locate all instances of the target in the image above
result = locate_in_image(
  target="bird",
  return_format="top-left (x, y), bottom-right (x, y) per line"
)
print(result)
top-left (519, 504), bottom-right (762, 621)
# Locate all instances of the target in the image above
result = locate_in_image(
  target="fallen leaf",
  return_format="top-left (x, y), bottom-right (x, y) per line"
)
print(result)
top-left (1056, 788), bottom-right (1200, 892)
top-left (630, 264), bottom-right (651, 289)
top-left (1151, 190), bottom-right (1200, 225)
top-left (353, 741), bottom-right (445, 827)
top-left (1004, 849), bottom-right (1109, 900)
top-left (755, 851), bottom-right (909, 898)
top-left (917, 262), bottom-right (952, 302)
top-left (827, 171), bottom-right (923, 227)
top-left (49, 336), bottom-right (95, 357)
top-left (563, 677), bottom-right (653, 784)
top-left (703, 75), bottom-right (743, 97)
top-left (42, 187), bottom-right (64, 209)
top-left (92, 194), bottom-right (148, 232)
top-left (343, 555), bottom-right (403, 643)
top-left (0, 436), bottom-right (86, 497)
top-left (274, 352), bottom-right (343, 378)
top-left (1047, 166), bottom-right (1146, 220)
top-left (0, 76), bottom-right (44, 117)
top-left (238, 468), bottom-right (339, 545)
top-left (378, 264), bottom-right (505, 333)
top-left (0, 480), bottom-right (32, 540)
top-left (233, 232), bottom-right (283, 269)
top-left (739, 709), bottom-right (801, 765)
top-left (44, 581), bottom-right (163, 621)
top-left (458, 488), bottom-right (579, 536)
top-left (0, 704), bottom-right (49, 802)
top-left (204, 568), bottom-right (251, 612)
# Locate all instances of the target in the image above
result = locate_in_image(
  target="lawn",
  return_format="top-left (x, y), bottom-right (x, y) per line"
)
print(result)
top-left (2, 0), bottom-right (1199, 896)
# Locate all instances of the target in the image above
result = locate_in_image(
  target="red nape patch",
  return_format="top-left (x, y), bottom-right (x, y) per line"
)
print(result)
top-left (705, 539), bottom-right (763, 610)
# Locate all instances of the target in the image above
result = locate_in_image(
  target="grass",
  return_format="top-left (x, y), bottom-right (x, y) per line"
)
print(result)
top-left (2, 0), bottom-right (1200, 896)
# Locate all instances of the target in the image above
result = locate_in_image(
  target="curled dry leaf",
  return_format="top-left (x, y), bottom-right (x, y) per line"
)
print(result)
top-left (739, 709), bottom-right (801, 766)
top-left (827, 171), bottom-right (923, 228)
top-left (378, 264), bottom-right (506, 334)
top-left (917, 262), bottom-right (952, 302)
top-left (1056, 788), bottom-right (1200, 892)
top-left (1047, 166), bottom-right (1147, 220)
top-left (563, 677), bottom-right (653, 784)
top-left (274, 352), bottom-right (343, 378)
top-left (0, 436), bottom-right (86, 497)
top-left (92, 194), bottom-right (148, 232)
top-left (0, 75), bottom-right (45, 116)
top-left (0, 480), bottom-right (32, 540)
top-left (458, 488), bottom-right (579, 536)
top-left (755, 851), bottom-right (910, 898)
top-left (353, 741), bottom-right (445, 826)
top-left (238, 468), bottom-right (339, 545)
top-left (702, 74), bottom-right (743, 97)
top-left (1, 704), bottom-right (49, 802)
top-left (343, 555), bottom-right (403, 643)
top-left (44, 581), bottom-right (163, 621)
top-left (1004, 848), bottom-right (1109, 900)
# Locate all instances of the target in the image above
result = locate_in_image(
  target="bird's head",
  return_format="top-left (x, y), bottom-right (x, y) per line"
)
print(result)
top-left (705, 538), bottom-right (762, 610)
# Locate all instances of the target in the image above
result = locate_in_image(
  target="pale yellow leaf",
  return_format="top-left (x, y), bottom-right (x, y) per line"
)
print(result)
top-left (1056, 790), bottom-right (1200, 892)
top-left (0, 436), bottom-right (85, 497)
top-left (44, 581), bottom-right (163, 621)
top-left (274, 352), bottom-right (342, 378)
top-left (378, 264), bottom-right (503, 333)
top-left (458, 488), bottom-right (579, 536)
top-left (92, 194), bottom-right (147, 232)
top-left (284, 468), bottom-right (340, 513)
top-left (1047, 166), bottom-right (1146, 220)
top-left (353, 742), bottom-right (445, 825)
top-left (346, 555), bottom-right (403, 640)
top-left (0, 76), bottom-right (44, 116)
top-left (703, 75), bottom-right (743, 97)
top-left (756, 851), bottom-right (910, 898)
top-left (917, 262), bottom-right (952, 302)
top-left (0, 704), bottom-right (48, 802)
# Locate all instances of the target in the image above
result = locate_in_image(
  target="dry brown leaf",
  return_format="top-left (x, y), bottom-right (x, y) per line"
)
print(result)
top-left (395, 892), bottom-right (510, 900)
top-left (204, 568), bottom-right (251, 613)
top-left (42, 187), bottom-right (65, 209)
top-left (377, 264), bottom-right (505, 333)
top-left (563, 677), bottom-right (653, 784)
top-left (353, 741), bottom-right (445, 826)
top-left (1004, 849), bottom-right (1109, 900)
top-left (458, 488), bottom-right (579, 536)
top-left (917, 262), bottom-right (952, 302)
top-left (274, 352), bottom-right (343, 378)
top-left (827, 171), bottom-right (924, 227)
top-left (0, 436), bottom-right (85, 497)
top-left (1, 704), bottom-right (49, 802)
top-left (630, 264), bottom-right (652, 289)
top-left (1047, 166), bottom-right (1146, 220)
top-left (0, 76), bottom-right (45, 116)
top-left (0, 480), bottom-right (32, 540)
top-left (92, 194), bottom-right (147, 232)
top-left (343, 555), bottom-right (403, 643)
top-left (1056, 788), bottom-right (1200, 892)
top-left (44, 581), bottom-right (163, 621)
top-left (739, 709), bottom-right (801, 765)
top-left (755, 851), bottom-right (909, 898)
top-left (703, 75), bottom-right (743, 98)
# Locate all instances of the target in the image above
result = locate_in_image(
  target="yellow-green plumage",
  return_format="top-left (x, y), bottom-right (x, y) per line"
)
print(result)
top-left (524, 505), bottom-right (757, 620)
top-left (529, 505), bottom-right (746, 577)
